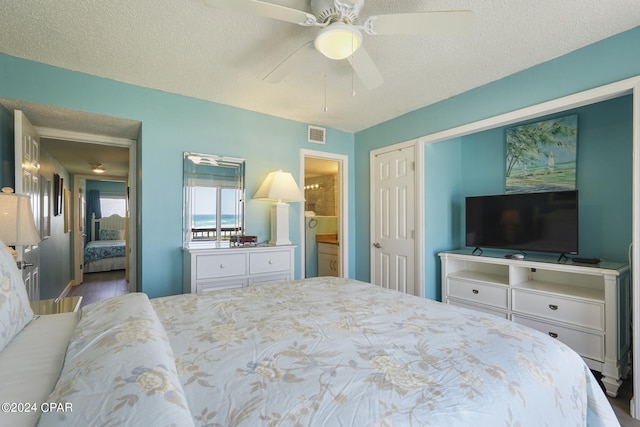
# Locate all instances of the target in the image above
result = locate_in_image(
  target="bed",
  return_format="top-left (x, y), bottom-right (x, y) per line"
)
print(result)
top-left (83, 213), bottom-right (126, 273)
top-left (0, 243), bottom-right (619, 427)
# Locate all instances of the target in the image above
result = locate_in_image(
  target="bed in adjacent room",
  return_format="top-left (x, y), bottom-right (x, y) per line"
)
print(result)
top-left (83, 213), bottom-right (126, 273)
top-left (0, 241), bottom-right (619, 426)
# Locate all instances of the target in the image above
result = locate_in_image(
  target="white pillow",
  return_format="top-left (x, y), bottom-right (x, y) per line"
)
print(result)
top-left (0, 241), bottom-right (34, 352)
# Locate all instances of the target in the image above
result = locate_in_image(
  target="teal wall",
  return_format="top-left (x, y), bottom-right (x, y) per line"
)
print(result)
top-left (423, 139), bottom-right (462, 300)
top-left (0, 54), bottom-right (355, 298)
top-left (85, 179), bottom-right (126, 194)
top-left (355, 26), bottom-right (640, 300)
top-left (456, 97), bottom-right (632, 258)
top-left (38, 150), bottom-right (72, 299)
top-left (424, 98), bottom-right (633, 302)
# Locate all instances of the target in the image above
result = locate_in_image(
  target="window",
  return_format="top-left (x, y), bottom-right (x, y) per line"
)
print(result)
top-left (100, 195), bottom-right (127, 217)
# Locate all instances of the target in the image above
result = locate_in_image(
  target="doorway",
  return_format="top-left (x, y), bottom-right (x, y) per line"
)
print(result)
top-left (0, 98), bottom-right (140, 295)
top-left (300, 149), bottom-right (348, 279)
top-left (40, 133), bottom-right (135, 295)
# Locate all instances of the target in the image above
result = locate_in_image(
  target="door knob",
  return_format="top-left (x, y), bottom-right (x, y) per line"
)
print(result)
top-left (16, 261), bottom-right (34, 270)
top-left (372, 242), bottom-right (382, 249)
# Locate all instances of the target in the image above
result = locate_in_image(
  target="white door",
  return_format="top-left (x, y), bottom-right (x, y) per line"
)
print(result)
top-left (14, 110), bottom-right (41, 301)
top-left (371, 144), bottom-right (416, 296)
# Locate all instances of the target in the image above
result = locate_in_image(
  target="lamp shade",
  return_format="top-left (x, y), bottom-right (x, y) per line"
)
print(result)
top-left (315, 22), bottom-right (362, 60)
top-left (0, 192), bottom-right (40, 245)
top-left (253, 170), bottom-right (304, 203)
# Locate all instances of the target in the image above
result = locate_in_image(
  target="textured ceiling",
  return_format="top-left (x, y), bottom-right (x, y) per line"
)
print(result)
top-left (1, 0), bottom-right (639, 135)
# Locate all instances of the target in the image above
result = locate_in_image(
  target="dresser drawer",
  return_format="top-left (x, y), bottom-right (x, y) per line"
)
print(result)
top-left (249, 250), bottom-right (291, 274)
top-left (196, 253), bottom-right (247, 279)
top-left (448, 298), bottom-right (509, 319)
top-left (512, 289), bottom-right (604, 331)
top-left (513, 314), bottom-right (604, 362)
top-left (447, 278), bottom-right (508, 309)
top-left (197, 278), bottom-right (246, 293)
top-left (248, 272), bottom-right (292, 287)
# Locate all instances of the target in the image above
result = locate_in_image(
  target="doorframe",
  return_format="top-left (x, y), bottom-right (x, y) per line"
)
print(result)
top-left (412, 75), bottom-right (640, 418)
top-left (369, 140), bottom-right (424, 297)
top-left (34, 127), bottom-right (137, 293)
top-left (299, 149), bottom-right (349, 279)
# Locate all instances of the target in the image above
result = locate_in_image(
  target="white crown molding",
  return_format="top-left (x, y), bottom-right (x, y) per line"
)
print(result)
top-left (34, 127), bottom-right (134, 147)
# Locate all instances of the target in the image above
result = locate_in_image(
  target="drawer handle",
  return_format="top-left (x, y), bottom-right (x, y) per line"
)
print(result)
top-left (472, 289), bottom-right (479, 294)
top-left (269, 260), bottom-right (273, 265)
top-left (219, 264), bottom-right (225, 269)
top-left (548, 332), bottom-right (558, 338)
top-left (548, 304), bottom-right (558, 311)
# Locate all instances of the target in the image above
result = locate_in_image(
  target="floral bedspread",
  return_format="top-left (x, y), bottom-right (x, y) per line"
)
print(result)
top-left (38, 293), bottom-right (194, 427)
top-left (40, 277), bottom-right (619, 426)
top-left (151, 277), bottom-right (618, 427)
top-left (83, 239), bottom-right (126, 265)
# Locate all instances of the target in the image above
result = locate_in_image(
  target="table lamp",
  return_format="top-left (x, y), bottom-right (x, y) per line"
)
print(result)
top-left (0, 188), bottom-right (41, 268)
top-left (254, 170), bottom-right (304, 245)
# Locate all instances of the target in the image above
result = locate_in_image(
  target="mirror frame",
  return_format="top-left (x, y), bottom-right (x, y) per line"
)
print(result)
top-left (182, 151), bottom-right (245, 248)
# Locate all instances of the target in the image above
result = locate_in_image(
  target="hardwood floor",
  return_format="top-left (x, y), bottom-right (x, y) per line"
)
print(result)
top-left (68, 270), bottom-right (128, 308)
top-left (609, 377), bottom-right (640, 427)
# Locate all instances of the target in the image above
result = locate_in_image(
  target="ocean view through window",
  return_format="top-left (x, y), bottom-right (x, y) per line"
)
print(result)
top-left (183, 152), bottom-right (245, 247)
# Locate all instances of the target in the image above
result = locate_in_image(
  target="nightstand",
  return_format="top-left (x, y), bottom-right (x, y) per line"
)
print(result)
top-left (30, 296), bottom-right (83, 315)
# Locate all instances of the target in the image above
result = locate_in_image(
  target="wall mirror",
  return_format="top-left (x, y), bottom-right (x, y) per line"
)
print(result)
top-left (183, 152), bottom-right (245, 248)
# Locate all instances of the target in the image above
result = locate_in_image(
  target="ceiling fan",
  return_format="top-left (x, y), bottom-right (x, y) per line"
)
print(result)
top-left (205, 0), bottom-right (473, 90)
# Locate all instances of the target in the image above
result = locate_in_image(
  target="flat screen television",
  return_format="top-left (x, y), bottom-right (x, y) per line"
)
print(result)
top-left (465, 190), bottom-right (578, 255)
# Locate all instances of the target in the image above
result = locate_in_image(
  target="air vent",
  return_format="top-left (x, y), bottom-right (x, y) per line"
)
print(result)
top-left (308, 125), bottom-right (326, 144)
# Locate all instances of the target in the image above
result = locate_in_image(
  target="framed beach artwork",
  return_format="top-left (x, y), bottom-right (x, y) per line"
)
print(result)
top-left (505, 114), bottom-right (578, 193)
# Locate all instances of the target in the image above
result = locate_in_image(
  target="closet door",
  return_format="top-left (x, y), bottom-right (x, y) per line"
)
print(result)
top-left (371, 144), bottom-right (416, 296)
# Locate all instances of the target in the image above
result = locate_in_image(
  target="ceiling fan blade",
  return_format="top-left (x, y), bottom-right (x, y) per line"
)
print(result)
top-left (204, 0), bottom-right (318, 26)
top-left (364, 10), bottom-right (473, 35)
top-left (264, 41), bottom-right (315, 83)
top-left (346, 46), bottom-right (384, 90)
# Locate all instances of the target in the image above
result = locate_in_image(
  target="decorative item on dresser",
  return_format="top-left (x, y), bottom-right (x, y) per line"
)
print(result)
top-left (439, 249), bottom-right (631, 397)
top-left (183, 245), bottom-right (295, 293)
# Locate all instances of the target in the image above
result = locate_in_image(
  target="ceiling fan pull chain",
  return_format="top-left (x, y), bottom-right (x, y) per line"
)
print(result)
top-left (324, 56), bottom-right (328, 112)
top-left (351, 32), bottom-right (356, 97)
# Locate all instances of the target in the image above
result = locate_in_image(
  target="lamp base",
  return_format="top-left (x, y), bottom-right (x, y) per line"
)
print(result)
top-left (268, 202), bottom-right (292, 246)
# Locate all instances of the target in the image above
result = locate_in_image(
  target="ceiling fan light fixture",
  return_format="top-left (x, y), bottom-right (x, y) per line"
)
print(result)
top-left (314, 22), bottom-right (362, 60)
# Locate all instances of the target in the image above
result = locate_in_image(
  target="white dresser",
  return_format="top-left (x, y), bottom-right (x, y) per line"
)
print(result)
top-left (439, 250), bottom-right (630, 397)
top-left (183, 245), bottom-right (295, 293)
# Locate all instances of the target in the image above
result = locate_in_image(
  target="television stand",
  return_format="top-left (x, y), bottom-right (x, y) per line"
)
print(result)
top-left (439, 250), bottom-right (630, 397)
top-left (557, 252), bottom-right (569, 263)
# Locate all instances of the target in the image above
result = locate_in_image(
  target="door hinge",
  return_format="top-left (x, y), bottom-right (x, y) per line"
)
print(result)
top-left (411, 161), bottom-right (415, 171)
